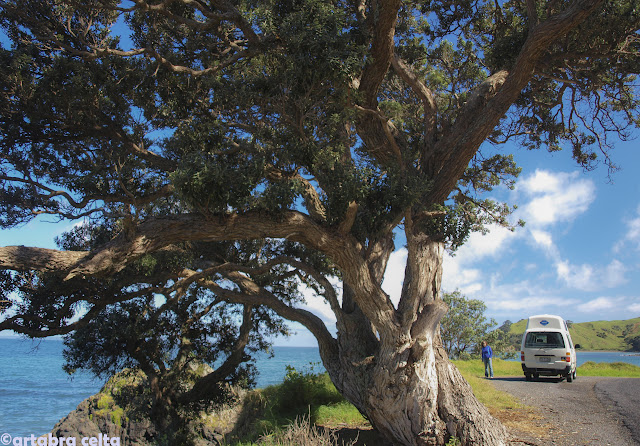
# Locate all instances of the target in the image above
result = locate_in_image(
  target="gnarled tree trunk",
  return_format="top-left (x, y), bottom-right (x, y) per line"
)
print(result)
top-left (317, 234), bottom-right (507, 446)
top-left (323, 318), bottom-right (506, 446)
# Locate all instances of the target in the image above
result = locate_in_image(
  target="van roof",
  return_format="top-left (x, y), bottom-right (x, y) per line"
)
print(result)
top-left (525, 314), bottom-right (567, 331)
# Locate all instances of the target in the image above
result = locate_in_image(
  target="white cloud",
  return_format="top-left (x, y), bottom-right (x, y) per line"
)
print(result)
top-left (495, 296), bottom-right (575, 312)
top-left (628, 302), bottom-right (640, 313)
top-left (556, 260), bottom-right (595, 291)
top-left (297, 282), bottom-right (338, 325)
top-left (530, 229), bottom-right (559, 258)
top-left (481, 279), bottom-right (579, 315)
top-left (442, 253), bottom-right (482, 293)
top-left (517, 170), bottom-right (596, 227)
top-left (615, 204), bottom-right (640, 252)
top-left (441, 224), bottom-right (519, 293)
top-left (555, 258), bottom-right (627, 291)
top-left (603, 260), bottom-right (628, 288)
top-left (456, 225), bottom-right (517, 261)
top-left (577, 297), bottom-right (623, 313)
top-left (575, 296), bottom-right (640, 316)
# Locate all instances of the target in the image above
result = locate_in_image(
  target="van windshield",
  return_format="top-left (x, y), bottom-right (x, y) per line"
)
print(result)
top-left (524, 331), bottom-right (565, 349)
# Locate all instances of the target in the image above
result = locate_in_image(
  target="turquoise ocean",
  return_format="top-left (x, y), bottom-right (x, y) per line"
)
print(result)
top-left (0, 337), bottom-right (322, 438)
top-left (1, 336), bottom-right (639, 438)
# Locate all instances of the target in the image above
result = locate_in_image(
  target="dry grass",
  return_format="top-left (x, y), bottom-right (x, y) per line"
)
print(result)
top-left (256, 416), bottom-right (358, 446)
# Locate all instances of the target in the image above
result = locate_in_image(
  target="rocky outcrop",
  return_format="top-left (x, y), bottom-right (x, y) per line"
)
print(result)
top-left (51, 396), bottom-right (159, 445)
top-left (50, 369), bottom-right (228, 446)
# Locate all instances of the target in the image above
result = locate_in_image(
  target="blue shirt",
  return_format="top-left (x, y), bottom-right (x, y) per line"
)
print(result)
top-left (481, 345), bottom-right (493, 360)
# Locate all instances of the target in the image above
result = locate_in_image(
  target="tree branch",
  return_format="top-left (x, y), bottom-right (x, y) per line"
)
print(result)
top-left (200, 271), bottom-right (339, 357)
top-left (427, 0), bottom-right (604, 204)
top-left (391, 55), bottom-right (438, 146)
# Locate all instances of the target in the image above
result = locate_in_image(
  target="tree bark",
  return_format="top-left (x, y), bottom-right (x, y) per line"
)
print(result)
top-left (326, 315), bottom-right (507, 446)
top-left (319, 235), bottom-right (507, 446)
top-left (359, 343), bottom-right (506, 446)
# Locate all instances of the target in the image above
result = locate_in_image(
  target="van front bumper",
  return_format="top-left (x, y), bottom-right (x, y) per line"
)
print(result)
top-left (522, 363), bottom-right (572, 376)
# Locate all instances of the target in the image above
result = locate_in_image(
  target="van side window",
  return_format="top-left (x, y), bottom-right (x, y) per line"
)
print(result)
top-left (524, 332), bottom-right (565, 348)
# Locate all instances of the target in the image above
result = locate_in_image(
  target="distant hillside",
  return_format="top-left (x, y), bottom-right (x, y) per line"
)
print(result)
top-left (507, 317), bottom-right (640, 351)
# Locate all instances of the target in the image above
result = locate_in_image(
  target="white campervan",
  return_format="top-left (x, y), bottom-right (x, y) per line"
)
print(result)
top-left (520, 315), bottom-right (577, 382)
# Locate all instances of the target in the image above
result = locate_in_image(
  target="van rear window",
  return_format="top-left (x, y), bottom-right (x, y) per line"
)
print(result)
top-left (524, 331), bottom-right (565, 348)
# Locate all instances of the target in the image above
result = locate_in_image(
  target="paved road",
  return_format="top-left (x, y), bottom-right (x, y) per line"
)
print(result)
top-left (492, 375), bottom-right (640, 445)
top-left (595, 378), bottom-right (640, 444)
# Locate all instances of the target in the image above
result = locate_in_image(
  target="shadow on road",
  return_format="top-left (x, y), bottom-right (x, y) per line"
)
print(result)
top-left (491, 376), bottom-right (565, 383)
top-left (489, 376), bottom-right (524, 382)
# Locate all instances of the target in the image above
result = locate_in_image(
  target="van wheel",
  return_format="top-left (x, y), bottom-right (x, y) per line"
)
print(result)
top-left (525, 373), bottom-right (532, 381)
top-left (573, 370), bottom-right (577, 380)
top-left (567, 373), bottom-right (573, 383)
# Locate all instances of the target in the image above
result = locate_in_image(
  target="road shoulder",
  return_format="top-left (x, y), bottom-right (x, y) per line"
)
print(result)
top-left (490, 376), bottom-right (637, 446)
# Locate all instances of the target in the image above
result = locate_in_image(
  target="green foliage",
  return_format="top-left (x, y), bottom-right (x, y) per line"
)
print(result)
top-left (0, 0), bottom-right (637, 239)
top-left (94, 389), bottom-right (128, 428)
top-left (626, 335), bottom-right (640, 351)
top-left (440, 290), bottom-right (515, 359)
top-left (1, 1), bottom-right (640, 442)
top-left (226, 365), bottom-right (366, 444)
top-left (170, 150), bottom-right (266, 213)
top-left (441, 290), bottom-right (493, 359)
top-left (273, 365), bottom-right (344, 414)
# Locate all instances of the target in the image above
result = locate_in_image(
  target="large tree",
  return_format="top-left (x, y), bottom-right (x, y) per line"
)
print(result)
top-left (440, 290), bottom-right (497, 360)
top-left (1, 0), bottom-right (638, 444)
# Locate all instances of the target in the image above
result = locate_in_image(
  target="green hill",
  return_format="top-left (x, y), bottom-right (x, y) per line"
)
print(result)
top-left (507, 317), bottom-right (640, 351)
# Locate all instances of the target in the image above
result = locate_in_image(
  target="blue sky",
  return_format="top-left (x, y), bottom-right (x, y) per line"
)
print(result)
top-left (1, 140), bottom-right (639, 346)
top-left (291, 140), bottom-right (640, 346)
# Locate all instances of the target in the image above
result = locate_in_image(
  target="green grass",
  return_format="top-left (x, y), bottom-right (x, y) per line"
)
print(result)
top-left (577, 361), bottom-right (640, 377)
top-left (453, 359), bottom-right (524, 411)
top-left (454, 358), bottom-right (522, 378)
top-left (222, 365), bottom-right (368, 445)
top-left (455, 358), bottom-right (640, 378)
top-left (313, 401), bottom-right (366, 426)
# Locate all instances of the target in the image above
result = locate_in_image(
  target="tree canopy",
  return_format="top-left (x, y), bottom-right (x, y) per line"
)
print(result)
top-left (1, 0), bottom-right (639, 444)
top-left (439, 291), bottom-right (517, 360)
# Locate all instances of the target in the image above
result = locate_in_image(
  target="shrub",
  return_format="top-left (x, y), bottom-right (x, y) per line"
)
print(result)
top-left (273, 365), bottom-right (343, 414)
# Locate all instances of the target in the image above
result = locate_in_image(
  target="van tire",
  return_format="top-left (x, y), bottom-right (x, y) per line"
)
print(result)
top-left (525, 373), bottom-right (532, 381)
top-left (567, 373), bottom-right (573, 383)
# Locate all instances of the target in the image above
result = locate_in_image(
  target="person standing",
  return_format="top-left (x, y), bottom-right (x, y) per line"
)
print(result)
top-left (481, 340), bottom-right (494, 378)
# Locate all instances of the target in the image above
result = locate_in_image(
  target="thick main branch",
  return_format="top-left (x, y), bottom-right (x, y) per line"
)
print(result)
top-left (426, 0), bottom-right (605, 203)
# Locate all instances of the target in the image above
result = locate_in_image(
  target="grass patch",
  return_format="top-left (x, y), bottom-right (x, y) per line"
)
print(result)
top-left (96, 394), bottom-right (114, 410)
top-left (222, 365), bottom-right (368, 445)
top-left (453, 359), bottom-right (523, 411)
top-left (577, 361), bottom-right (640, 377)
top-left (313, 401), bottom-right (366, 427)
top-left (453, 358), bottom-right (522, 379)
top-left (453, 359), bottom-right (544, 438)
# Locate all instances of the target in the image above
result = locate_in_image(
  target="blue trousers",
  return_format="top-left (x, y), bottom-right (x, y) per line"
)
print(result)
top-left (483, 358), bottom-right (494, 378)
